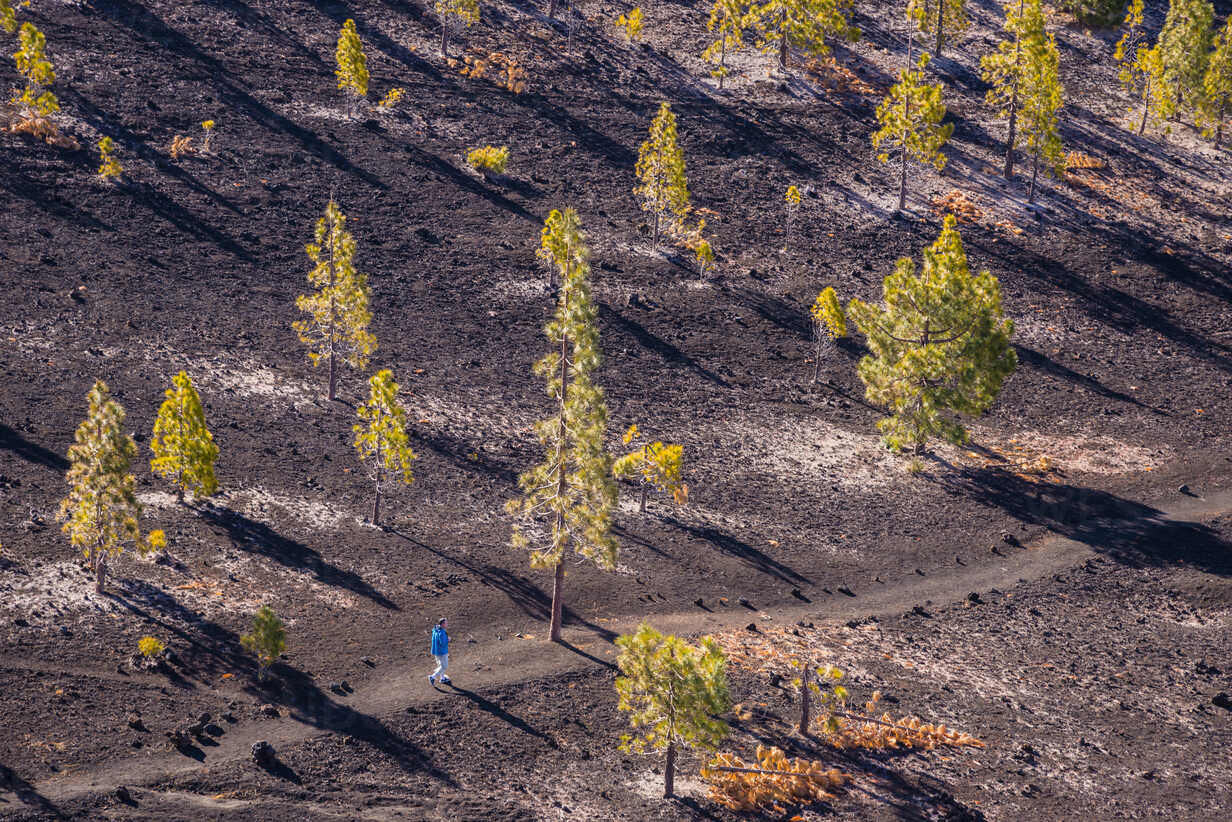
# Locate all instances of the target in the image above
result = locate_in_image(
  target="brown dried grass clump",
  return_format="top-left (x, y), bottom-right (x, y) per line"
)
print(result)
top-left (803, 55), bottom-right (877, 96)
top-left (931, 189), bottom-right (983, 223)
top-left (6, 115), bottom-right (80, 149)
top-left (449, 51), bottom-right (526, 94)
top-left (169, 134), bottom-right (195, 159)
top-left (703, 745), bottom-right (846, 812)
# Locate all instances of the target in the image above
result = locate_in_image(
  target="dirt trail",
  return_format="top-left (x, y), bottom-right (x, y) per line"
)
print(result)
top-left (16, 484), bottom-right (1232, 809)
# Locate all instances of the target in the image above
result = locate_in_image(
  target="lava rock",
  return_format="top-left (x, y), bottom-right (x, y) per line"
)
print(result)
top-left (693, 597), bottom-right (704, 608)
top-left (745, 622), bottom-right (758, 632)
top-left (361, 656), bottom-right (375, 667)
top-left (967, 592), bottom-right (983, 604)
top-left (1001, 531), bottom-right (1020, 546)
top-left (737, 597), bottom-right (753, 609)
top-left (1212, 692), bottom-right (1232, 711)
top-left (126, 714), bottom-right (146, 732)
top-left (251, 740), bottom-right (275, 766)
top-left (114, 786), bottom-right (132, 803)
top-left (258, 704), bottom-right (280, 718)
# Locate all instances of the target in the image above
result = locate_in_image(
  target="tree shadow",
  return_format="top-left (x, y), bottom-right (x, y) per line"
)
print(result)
top-left (0, 166), bottom-right (111, 233)
top-left (198, 503), bottom-right (398, 609)
top-left (1013, 345), bottom-right (1165, 413)
top-left (443, 683), bottom-right (557, 746)
top-left (0, 763), bottom-right (65, 819)
top-left (555, 638), bottom-right (617, 672)
top-left (254, 751), bottom-right (301, 784)
top-left (599, 304), bottom-right (730, 388)
top-left (660, 516), bottom-right (813, 585)
top-left (0, 423), bottom-right (68, 471)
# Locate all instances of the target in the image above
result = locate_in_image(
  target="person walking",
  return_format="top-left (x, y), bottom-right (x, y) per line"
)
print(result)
top-left (429, 617), bottom-right (450, 685)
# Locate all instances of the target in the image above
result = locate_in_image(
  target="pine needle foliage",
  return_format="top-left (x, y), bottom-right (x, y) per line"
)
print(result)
top-left (873, 51), bottom-right (952, 212)
top-left (847, 215), bottom-right (1016, 454)
top-left (809, 286), bottom-right (845, 382)
top-left (97, 136), bottom-right (122, 179)
top-left (150, 371), bottom-right (219, 502)
top-left (982, 0), bottom-right (1050, 179)
top-left (615, 7), bottom-right (644, 42)
top-left (436, 0), bottom-right (480, 57)
top-left (634, 102), bottom-right (690, 251)
top-left (466, 144), bottom-right (509, 173)
top-left (13, 22), bottom-right (57, 118)
top-left (138, 636), bottom-right (166, 659)
top-left (908, 0), bottom-right (969, 58)
top-left (353, 369), bottom-right (416, 526)
top-left (293, 200), bottom-right (376, 402)
top-left (743, 0), bottom-right (857, 71)
top-left (613, 424), bottom-right (687, 511)
top-left (1158, 0), bottom-right (1214, 114)
top-left (1018, 11), bottom-right (1065, 202)
top-left (508, 208), bottom-right (617, 642)
top-left (1199, 14), bottom-right (1232, 145)
top-left (57, 381), bottom-right (142, 593)
top-left (335, 19), bottom-right (368, 115)
top-left (1, 0), bottom-right (16, 35)
top-left (615, 623), bottom-right (731, 798)
top-left (703, 746), bottom-right (847, 812)
top-left (784, 184), bottom-right (802, 245)
top-left (703, 0), bottom-right (746, 88)
top-left (241, 605), bottom-right (286, 682)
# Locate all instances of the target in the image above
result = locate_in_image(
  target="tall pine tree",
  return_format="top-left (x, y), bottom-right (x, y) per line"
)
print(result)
top-left (743, 0), bottom-right (856, 70)
top-left (1018, 11), bottom-right (1064, 202)
top-left (293, 200), bottom-right (376, 402)
top-left (150, 371), bottom-right (219, 502)
top-left (909, 0), bottom-right (969, 59)
top-left (1199, 14), bottom-right (1232, 145)
top-left (335, 19), bottom-right (368, 117)
top-left (508, 209), bottom-right (617, 643)
top-left (353, 369), bottom-right (416, 526)
top-left (58, 381), bottom-right (142, 593)
top-left (1158, 0), bottom-right (1214, 115)
top-left (982, 0), bottom-right (1041, 179)
top-left (703, 0), bottom-right (746, 89)
top-left (872, 45), bottom-right (952, 212)
top-left (634, 102), bottom-right (690, 251)
top-left (847, 216), bottom-right (1017, 454)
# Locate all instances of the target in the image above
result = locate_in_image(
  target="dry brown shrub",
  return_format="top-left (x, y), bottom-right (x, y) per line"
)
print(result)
top-left (930, 189), bottom-right (983, 223)
top-left (817, 692), bottom-right (985, 751)
top-left (1065, 151), bottom-right (1105, 170)
top-left (703, 745), bottom-right (846, 812)
top-left (169, 134), bottom-right (195, 159)
top-left (803, 56), bottom-right (877, 96)
top-left (450, 50), bottom-right (526, 94)
top-left (7, 115), bottom-right (80, 149)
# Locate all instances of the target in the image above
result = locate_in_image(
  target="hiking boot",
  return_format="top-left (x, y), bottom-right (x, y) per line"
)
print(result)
top-left (441, 676), bottom-right (451, 685)
top-left (428, 675), bottom-right (436, 685)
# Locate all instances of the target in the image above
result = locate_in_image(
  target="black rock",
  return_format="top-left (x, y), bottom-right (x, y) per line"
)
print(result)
top-left (340, 680), bottom-right (352, 692)
top-left (166, 729), bottom-right (191, 749)
top-left (251, 740), bottom-right (275, 766)
top-left (1212, 692), bottom-right (1232, 711)
top-left (258, 704), bottom-right (280, 718)
top-left (13, 618), bottom-right (28, 627)
top-left (361, 656), bottom-right (375, 667)
top-left (737, 597), bottom-right (753, 609)
top-left (187, 721), bottom-right (206, 738)
top-left (203, 723), bottom-right (224, 737)
top-left (114, 786), bottom-right (132, 803)
top-left (1001, 532), bottom-right (1020, 546)
top-left (837, 585), bottom-right (855, 597)
top-left (197, 712), bottom-right (211, 724)
top-left (745, 622), bottom-right (758, 632)
top-left (967, 592), bottom-right (983, 604)
top-left (693, 597), bottom-right (704, 608)
top-left (127, 714), bottom-right (146, 732)
top-left (1179, 484), bottom-right (1190, 494)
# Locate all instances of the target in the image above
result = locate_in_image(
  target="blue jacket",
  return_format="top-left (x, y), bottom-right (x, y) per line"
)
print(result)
top-left (431, 626), bottom-right (449, 656)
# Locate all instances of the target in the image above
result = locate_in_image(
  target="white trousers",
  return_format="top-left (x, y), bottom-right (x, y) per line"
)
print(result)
top-left (432, 653), bottom-right (448, 679)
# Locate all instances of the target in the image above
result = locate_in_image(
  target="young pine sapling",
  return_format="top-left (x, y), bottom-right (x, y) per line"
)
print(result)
top-left (241, 605), bottom-right (287, 683)
top-left (809, 286), bottom-right (846, 383)
top-left (613, 424), bottom-right (687, 512)
top-left (353, 369), bottom-right (416, 526)
top-left (150, 371), bottom-right (219, 502)
top-left (634, 102), bottom-right (690, 251)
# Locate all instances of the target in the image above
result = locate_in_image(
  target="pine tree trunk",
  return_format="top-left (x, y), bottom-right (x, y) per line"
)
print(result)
top-left (935, 4), bottom-right (945, 58)
top-left (1217, 103), bottom-right (1225, 148)
top-left (899, 146), bottom-right (908, 212)
top-left (94, 551), bottom-right (106, 594)
top-left (441, 22), bottom-right (449, 57)
top-left (639, 483), bottom-right (648, 513)
top-left (1005, 7), bottom-right (1022, 180)
top-left (372, 458), bottom-right (382, 526)
top-left (779, 9), bottom-right (788, 70)
top-left (548, 276), bottom-right (571, 644)
top-left (1029, 148), bottom-right (1040, 203)
top-left (1139, 76), bottom-right (1151, 136)
top-left (664, 741), bottom-right (676, 798)
top-left (651, 211), bottom-right (659, 251)
top-left (719, 38), bottom-right (726, 90)
top-left (549, 559), bottom-right (565, 642)
top-left (328, 223), bottom-right (338, 402)
top-left (798, 679), bottom-right (811, 736)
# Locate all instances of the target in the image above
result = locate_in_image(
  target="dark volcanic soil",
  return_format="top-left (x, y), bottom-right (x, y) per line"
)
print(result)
top-left (1, 0), bottom-right (1231, 819)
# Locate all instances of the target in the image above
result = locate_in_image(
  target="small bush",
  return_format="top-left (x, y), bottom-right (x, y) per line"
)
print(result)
top-left (145, 529), bottom-right (167, 554)
top-left (378, 87), bottom-right (405, 111)
top-left (615, 8), bottom-right (643, 42)
top-left (241, 605), bottom-right (287, 682)
top-left (138, 636), bottom-right (165, 658)
top-left (97, 136), bottom-right (122, 179)
top-left (200, 119), bottom-right (216, 153)
top-left (467, 145), bottom-right (509, 174)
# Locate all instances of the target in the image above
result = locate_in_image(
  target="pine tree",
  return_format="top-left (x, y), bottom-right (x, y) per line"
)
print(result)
top-left (57, 381), bottom-right (142, 593)
top-left (1158, 0), bottom-right (1214, 115)
top-left (353, 369), bottom-right (416, 526)
top-left (744, 0), bottom-right (857, 71)
top-left (909, 0), bottom-right (969, 59)
top-left (848, 216), bottom-right (1016, 454)
top-left (784, 184), bottom-right (802, 247)
top-left (293, 200), bottom-right (376, 402)
top-left (436, 0), bottom-right (480, 57)
top-left (97, 136), bottom-right (122, 179)
top-left (703, 0), bottom-right (747, 89)
top-left (1199, 14), bottom-right (1232, 145)
top-left (241, 605), bottom-right (286, 682)
top-left (1018, 13), bottom-right (1064, 202)
top-left (872, 49), bottom-right (952, 212)
top-left (809, 286), bottom-right (846, 383)
top-left (982, 0), bottom-right (1042, 179)
top-left (335, 19), bottom-right (368, 117)
top-left (1117, 0), bottom-right (1173, 135)
top-left (150, 371), bottom-right (219, 502)
top-left (615, 623), bottom-right (731, 798)
top-left (12, 22), bottom-right (58, 118)
top-left (507, 209), bottom-right (617, 643)
top-left (1, 0), bottom-right (16, 34)
top-left (634, 102), bottom-right (690, 251)
top-left (613, 425), bottom-right (687, 512)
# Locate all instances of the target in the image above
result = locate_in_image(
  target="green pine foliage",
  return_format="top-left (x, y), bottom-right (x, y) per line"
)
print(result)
top-left (1117, 1), bottom-right (1173, 134)
top-left (615, 623), bottom-right (731, 798)
top-left (97, 136), bottom-right (122, 179)
top-left (1061, 0), bottom-right (1129, 26)
top-left (1018, 9), bottom-right (1065, 202)
top-left (1158, 0), bottom-right (1214, 114)
top-left (1199, 14), bottom-right (1232, 145)
top-left (293, 200), bottom-right (376, 402)
top-left (150, 371), bottom-right (219, 502)
top-left (909, 0), bottom-right (970, 58)
top-left (335, 19), bottom-right (368, 114)
top-left (57, 381), bottom-right (142, 593)
top-left (436, 0), bottom-right (480, 57)
top-left (703, 0), bottom-right (747, 88)
top-left (847, 215), bottom-right (1017, 454)
top-left (353, 369), bottom-right (416, 526)
top-left (982, 0), bottom-right (1051, 178)
top-left (809, 286), bottom-right (845, 382)
top-left (634, 102), bottom-right (690, 250)
top-left (872, 51), bottom-right (952, 212)
top-left (13, 22), bottom-right (58, 118)
top-left (241, 605), bottom-right (287, 682)
top-left (1, 0), bottom-right (16, 34)
top-left (743, 0), bottom-right (857, 71)
top-left (508, 208), bottom-right (617, 643)
top-left (613, 425), bottom-right (687, 512)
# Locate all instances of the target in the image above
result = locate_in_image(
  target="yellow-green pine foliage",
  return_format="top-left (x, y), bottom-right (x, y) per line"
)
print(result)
top-left (13, 22), bottom-right (58, 117)
top-left (1114, 0), bottom-right (1173, 132)
top-left (241, 605), bottom-right (286, 682)
top-left (809, 286), bottom-right (845, 382)
top-left (138, 636), bottom-right (165, 658)
top-left (1, 0), bottom-right (16, 34)
top-left (1114, 0), bottom-right (1145, 88)
top-left (466, 144), bottom-right (509, 173)
top-left (435, 0), bottom-right (480, 56)
top-left (1019, 10), bottom-right (1064, 203)
top-left (378, 87), bottom-right (405, 111)
top-left (200, 119), bottom-right (216, 153)
top-left (982, 0), bottom-right (1051, 177)
top-left (744, 0), bottom-right (857, 70)
top-left (353, 369), bottom-right (416, 526)
top-left (704, 0), bottom-right (746, 87)
top-left (616, 7), bottom-right (644, 42)
top-left (872, 52), bottom-right (952, 212)
top-left (634, 101), bottom-right (690, 250)
top-left (57, 380), bottom-right (142, 593)
top-left (508, 208), bottom-right (617, 642)
top-left (784, 184), bottom-right (801, 244)
top-left (1158, 0), bottom-right (1214, 113)
top-left (613, 424), bottom-right (687, 510)
top-left (615, 623), bottom-right (731, 798)
top-left (151, 371), bottom-right (219, 502)
top-left (847, 215), bottom-right (1017, 454)
top-left (335, 19), bottom-right (368, 106)
top-left (294, 200), bottom-right (376, 401)
top-left (1199, 14), bottom-right (1232, 144)
top-left (909, 0), bottom-right (969, 58)
top-left (97, 136), bottom-right (122, 178)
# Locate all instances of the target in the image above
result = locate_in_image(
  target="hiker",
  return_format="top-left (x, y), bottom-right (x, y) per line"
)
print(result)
top-left (429, 617), bottom-right (450, 685)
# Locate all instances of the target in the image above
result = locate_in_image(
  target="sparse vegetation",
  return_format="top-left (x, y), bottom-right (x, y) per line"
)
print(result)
top-left (335, 19), bottom-right (368, 116)
top-left (703, 746), bottom-right (847, 811)
top-left (200, 119), bottom-right (216, 153)
top-left (744, 0), bottom-right (858, 71)
top-left (436, 0), bottom-right (480, 57)
top-left (703, 0), bottom-right (746, 88)
top-left (97, 136), bottom-right (122, 179)
top-left (466, 144), bottom-right (509, 174)
top-left (873, 50), bottom-right (952, 212)
top-left (809, 286), bottom-right (845, 382)
top-left (12, 22), bottom-right (57, 118)
top-left (353, 369), bottom-right (416, 526)
top-left (634, 101), bottom-right (690, 251)
top-left (784, 184), bottom-right (801, 246)
top-left (613, 424), bottom-right (687, 511)
top-left (241, 605), bottom-right (286, 682)
top-left (137, 636), bottom-right (165, 659)
top-left (378, 87), bottom-right (405, 112)
top-left (150, 371), bottom-right (219, 502)
top-left (615, 7), bottom-right (643, 42)
top-left (909, 0), bottom-right (969, 58)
